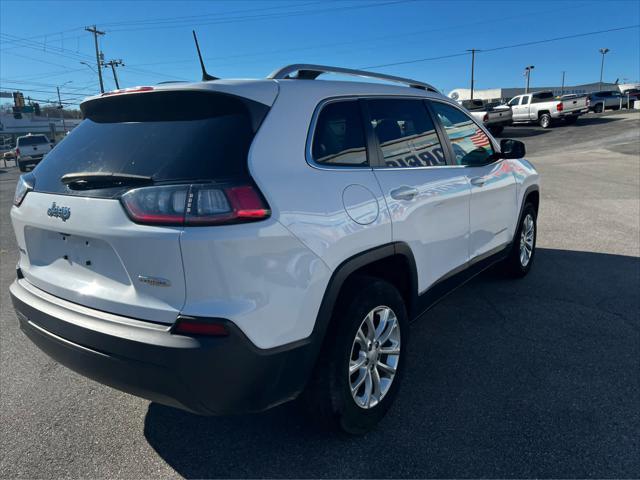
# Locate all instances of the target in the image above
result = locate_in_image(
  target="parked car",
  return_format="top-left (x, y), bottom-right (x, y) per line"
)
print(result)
top-left (507, 91), bottom-right (589, 128)
top-left (460, 99), bottom-right (513, 135)
top-left (588, 90), bottom-right (626, 113)
top-left (15, 134), bottom-right (52, 172)
top-left (9, 65), bottom-right (539, 434)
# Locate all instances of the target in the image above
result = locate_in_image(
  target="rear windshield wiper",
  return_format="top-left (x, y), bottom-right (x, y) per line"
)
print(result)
top-left (61, 172), bottom-right (154, 190)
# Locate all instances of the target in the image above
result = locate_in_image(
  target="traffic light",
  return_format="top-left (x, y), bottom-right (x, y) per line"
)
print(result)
top-left (12, 91), bottom-right (25, 108)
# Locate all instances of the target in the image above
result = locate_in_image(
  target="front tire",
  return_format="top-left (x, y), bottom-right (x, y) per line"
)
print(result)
top-left (502, 203), bottom-right (537, 278)
top-left (538, 113), bottom-right (552, 128)
top-left (304, 276), bottom-right (408, 434)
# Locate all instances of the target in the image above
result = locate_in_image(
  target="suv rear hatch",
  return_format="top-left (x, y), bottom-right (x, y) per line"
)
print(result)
top-left (12, 87), bottom-right (272, 324)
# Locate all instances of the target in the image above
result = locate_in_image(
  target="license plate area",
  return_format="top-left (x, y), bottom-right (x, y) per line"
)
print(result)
top-left (24, 227), bottom-right (130, 285)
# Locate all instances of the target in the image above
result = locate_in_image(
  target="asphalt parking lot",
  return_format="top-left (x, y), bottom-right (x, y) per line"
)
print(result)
top-left (1, 110), bottom-right (638, 479)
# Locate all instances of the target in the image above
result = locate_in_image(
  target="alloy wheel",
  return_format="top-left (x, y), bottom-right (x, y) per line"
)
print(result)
top-left (519, 213), bottom-right (535, 267)
top-left (348, 306), bottom-right (401, 409)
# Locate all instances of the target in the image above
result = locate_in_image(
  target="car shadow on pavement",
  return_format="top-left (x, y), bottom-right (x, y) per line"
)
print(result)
top-left (573, 115), bottom-right (624, 126)
top-left (500, 127), bottom-right (548, 138)
top-left (143, 248), bottom-right (639, 479)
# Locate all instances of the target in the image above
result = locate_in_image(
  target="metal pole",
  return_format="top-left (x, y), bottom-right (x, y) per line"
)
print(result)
top-left (525, 70), bottom-right (530, 94)
top-left (56, 86), bottom-right (66, 135)
top-left (104, 59), bottom-right (124, 89)
top-left (85, 25), bottom-right (105, 93)
top-left (468, 49), bottom-right (476, 100)
top-left (561, 71), bottom-right (565, 95)
top-left (599, 48), bottom-right (609, 91)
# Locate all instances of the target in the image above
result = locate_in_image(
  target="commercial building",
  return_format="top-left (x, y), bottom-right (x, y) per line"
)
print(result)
top-left (0, 110), bottom-right (82, 147)
top-left (448, 82), bottom-right (640, 103)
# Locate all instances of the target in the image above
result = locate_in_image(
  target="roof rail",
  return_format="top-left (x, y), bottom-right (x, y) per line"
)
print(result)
top-left (267, 64), bottom-right (438, 92)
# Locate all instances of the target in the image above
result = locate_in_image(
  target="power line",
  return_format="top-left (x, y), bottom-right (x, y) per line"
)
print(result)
top-left (0, 27), bottom-right (85, 47)
top-left (118, 3), bottom-right (579, 71)
top-left (101, 1), bottom-right (327, 27)
top-left (362, 24), bottom-right (640, 69)
top-left (0, 32), bottom-right (93, 60)
top-left (107, 0), bottom-right (416, 32)
top-left (1, 87), bottom-right (95, 96)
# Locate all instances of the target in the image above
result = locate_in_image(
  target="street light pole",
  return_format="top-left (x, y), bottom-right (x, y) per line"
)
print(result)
top-left (599, 48), bottom-right (610, 91)
top-left (524, 65), bottom-right (535, 94)
top-left (561, 71), bottom-right (565, 96)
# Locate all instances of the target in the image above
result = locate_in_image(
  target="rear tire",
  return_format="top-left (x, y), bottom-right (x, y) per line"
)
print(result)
top-left (538, 113), bottom-right (552, 128)
top-left (303, 276), bottom-right (408, 435)
top-left (502, 203), bottom-right (537, 278)
top-left (18, 162), bottom-right (26, 172)
top-left (594, 103), bottom-right (604, 114)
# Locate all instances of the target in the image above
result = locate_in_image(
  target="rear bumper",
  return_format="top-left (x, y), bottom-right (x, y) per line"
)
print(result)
top-left (18, 156), bottom-right (43, 166)
top-left (555, 109), bottom-right (587, 118)
top-left (10, 278), bottom-right (316, 415)
top-left (486, 118), bottom-right (512, 127)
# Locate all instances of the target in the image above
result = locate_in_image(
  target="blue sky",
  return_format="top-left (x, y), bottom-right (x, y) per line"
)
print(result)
top-left (1, 0), bottom-right (639, 108)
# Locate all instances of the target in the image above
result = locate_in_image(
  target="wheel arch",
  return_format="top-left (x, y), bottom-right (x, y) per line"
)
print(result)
top-left (309, 243), bottom-right (418, 355)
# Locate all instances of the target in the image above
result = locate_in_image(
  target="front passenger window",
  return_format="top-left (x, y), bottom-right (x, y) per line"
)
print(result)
top-left (367, 98), bottom-right (446, 168)
top-left (430, 102), bottom-right (495, 166)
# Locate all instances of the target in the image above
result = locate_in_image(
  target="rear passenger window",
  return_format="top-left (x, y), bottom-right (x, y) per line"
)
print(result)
top-left (367, 98), bottom-right (446, 168)
top-left (430, 102), bottom-right (495, 166)
top-left (311, 101), bottom-right (368, 167)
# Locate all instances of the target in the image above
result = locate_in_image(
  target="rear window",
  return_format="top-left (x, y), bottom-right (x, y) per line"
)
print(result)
top-left (531, 92), bottom-right (554, 103)
top-left (18, 135), bottom-right (49, 146)
top-left (33, 90), bottom-right (269, 196)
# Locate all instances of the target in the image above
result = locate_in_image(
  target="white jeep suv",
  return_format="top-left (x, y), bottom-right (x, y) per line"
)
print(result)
top-left (10, 65), bottom-right (539, 434)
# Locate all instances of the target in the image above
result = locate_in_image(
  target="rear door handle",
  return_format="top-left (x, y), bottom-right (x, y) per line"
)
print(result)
top-left (470, 177), bottom-right (486, 187)
top-left (390, 186), bottom-right (418, 201)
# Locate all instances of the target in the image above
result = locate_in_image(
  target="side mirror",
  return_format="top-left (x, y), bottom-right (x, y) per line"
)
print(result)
top-left (500, 139), bottom-right (525, 159)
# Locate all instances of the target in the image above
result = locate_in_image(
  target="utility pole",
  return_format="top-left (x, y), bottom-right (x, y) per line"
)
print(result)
top-left (103, 59), bottom-right (125, 89)
top-left (56, 86), bottom-right (67, 134)
top-left (599, 48), bottom-right (610, 91)
top-left (467, 49), bottom-right (478, 100)
top-left (561, 71), bottom-right (565, 95)
top-left (85, 25), bottom-right (106, 93)
top-left (524, 65), bottom-right (535, 94)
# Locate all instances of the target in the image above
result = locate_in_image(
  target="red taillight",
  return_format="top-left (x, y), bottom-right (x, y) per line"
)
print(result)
top-left (226, 186), bottom-right (270, 219)
top-left (173, 318), bottom-right (229, 336)
top-left (557, 102), bottom-right (564, 112)
top-left (120, 183), bottom-right (270, 226)
top-left (102, 86), bottom-right (154, 97)
top-left (482, 113), bottom-right (489, 123)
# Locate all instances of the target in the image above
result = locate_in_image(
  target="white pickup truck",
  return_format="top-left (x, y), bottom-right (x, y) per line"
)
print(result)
top-left (506, 91), bottom-right (589, 128)
top-left (16, 134), bottom-right (53, 172)
top-left (460, 99), bottom-right (513, 135)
